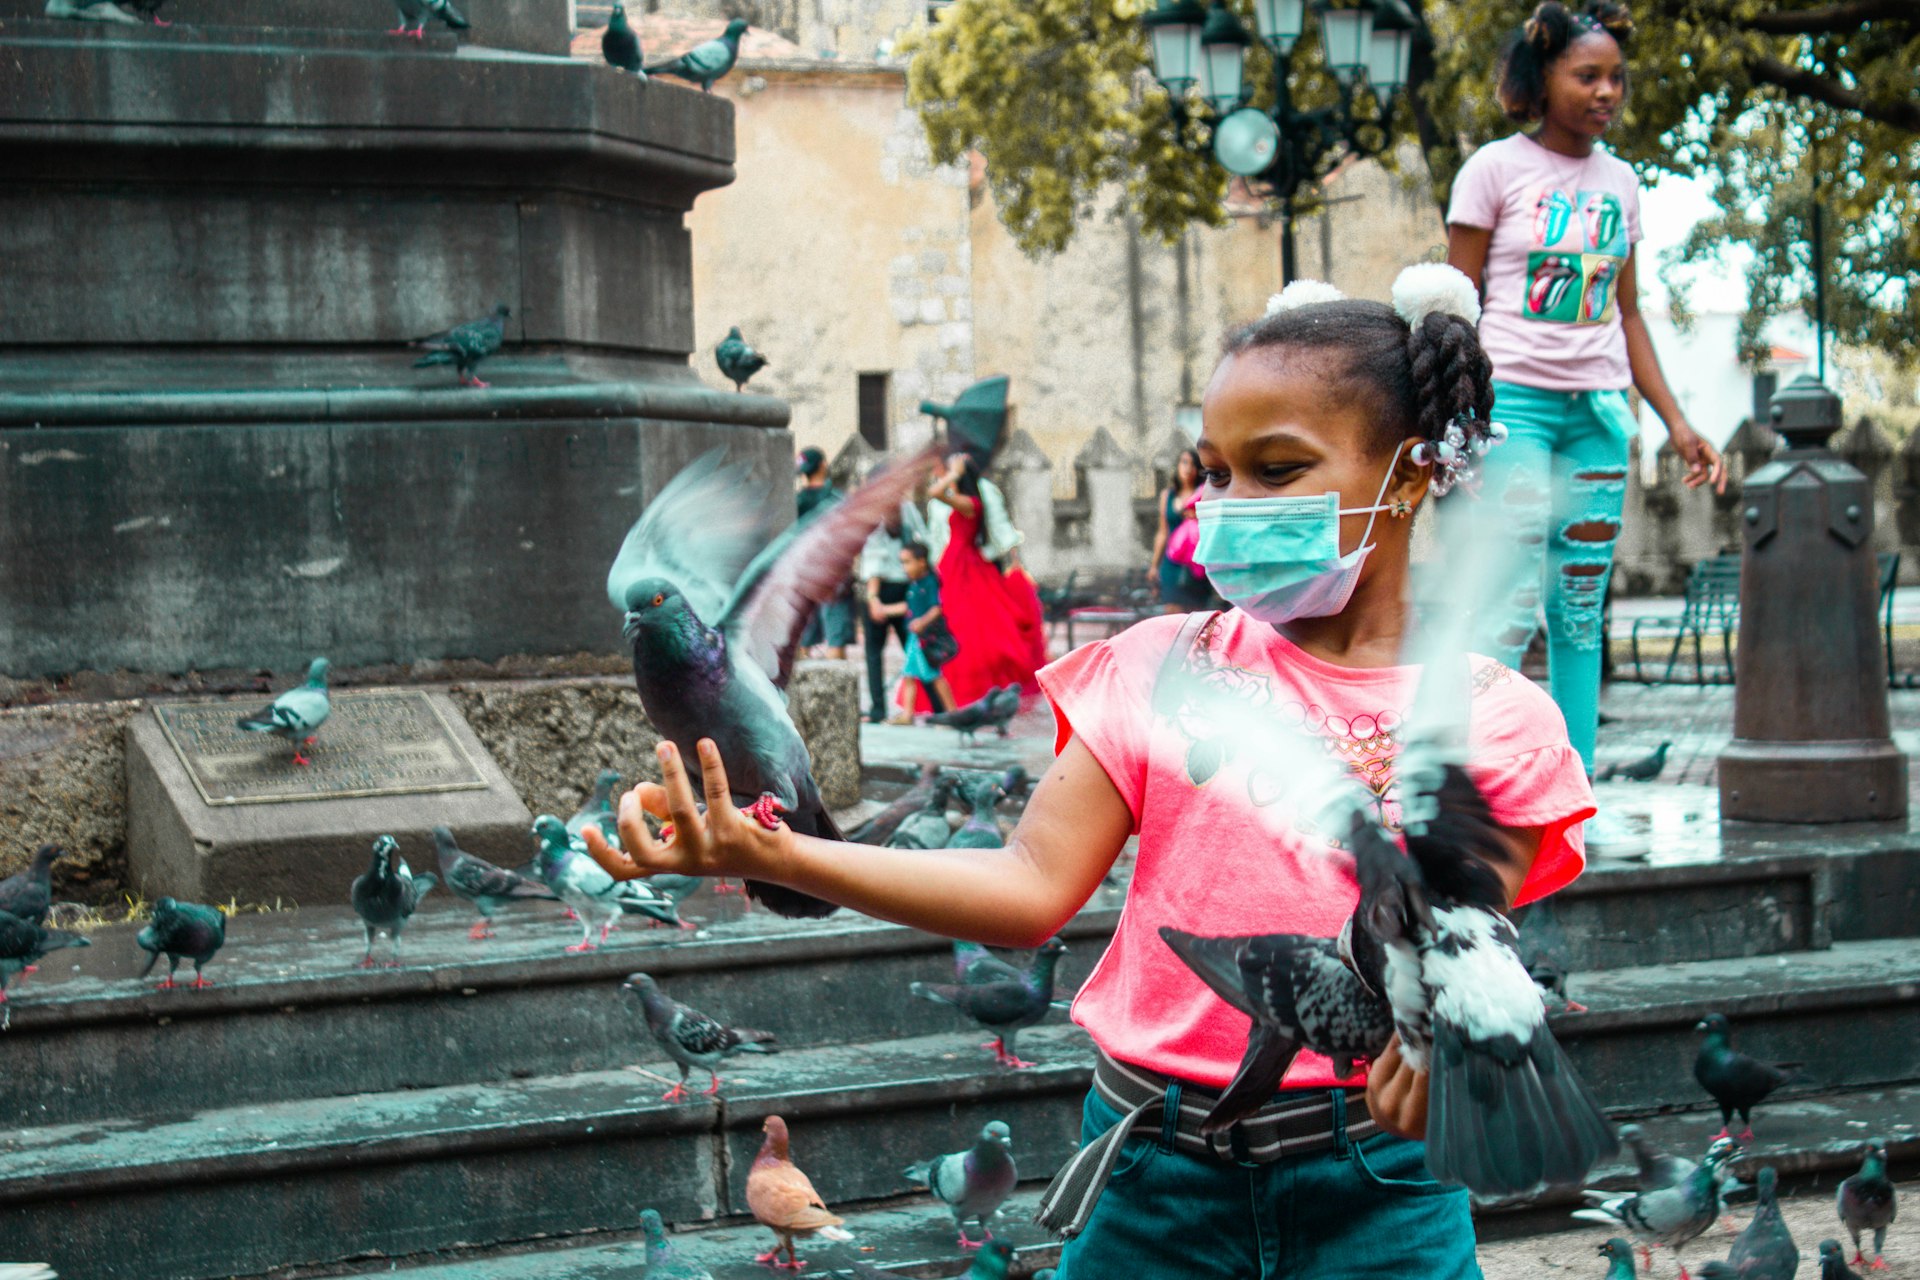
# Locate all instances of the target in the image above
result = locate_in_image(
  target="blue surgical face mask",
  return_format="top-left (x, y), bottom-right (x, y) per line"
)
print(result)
top-left (1193, 441), bottom-right (1412, 625)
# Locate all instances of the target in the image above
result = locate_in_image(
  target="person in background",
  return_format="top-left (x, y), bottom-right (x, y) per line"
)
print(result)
top-left (857, 499), bottom-right (933, 722)
top-left (795, 446), bottom-right (855, 660)
top-left (884, 540), bottom-right (958, 723)
top-left (1149, 447), bottom-right (1213, 614)
top-left (926, 453), bottom-right (1049, 705)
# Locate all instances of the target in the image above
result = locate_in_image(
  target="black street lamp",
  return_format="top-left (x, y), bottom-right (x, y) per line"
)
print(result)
top-left (1140, 0), bottom-right (1422, 281)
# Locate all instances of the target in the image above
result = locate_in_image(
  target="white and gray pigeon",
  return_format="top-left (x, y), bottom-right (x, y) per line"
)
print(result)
top-left (1726, 1166), bottom-right (1800, 1280)
top-left (389, 0), bottom-right (469, 39)
top-left (645, 18), bottom-right (748, 91)
top-left (1837, 1141), bottom-right (1896, 1270)
top-left (235, 657), bottom-right (331, 766)
top-left (431, 826), bottom-right (557, 940)
top-left (350, 835), bottom-right (437, 968)
top-left (621, 972), bottom-right (776, 1100)
top-left (903, 1120), bottom-right (1018, 1249)
top-left (1576, 1137), bottom-right (1742, 1277)
top-left (532, 815), bottom-right (679, 949)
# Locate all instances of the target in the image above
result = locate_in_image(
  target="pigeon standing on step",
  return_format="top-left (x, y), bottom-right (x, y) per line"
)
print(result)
top-left (350, 835), bottom-right (437, 968)
top-left (587, 445), bottom-right (936, 919)
top-left (568, 769), bottom-right (625, 845)
top-left (745, 1115), bottom-right (853, 1269)
top-left (389, 0), bottom-right (469, 37)
top-left (638, 1208), bottom-right (711, 1280)
top-left (235, 657), bottom-right (331, 766)
top-left (1598, 741), bottom-right (1672, 782)
top-left (0, 845), bottom-right (62, 927)
top-left (1575, 1137), bottom-right (1741, 1280)
top-left (1837, 1140), bottom-right (1896, 1270)
top-left (714, 326), bottom-right (768, 392)
top-left (1820, 1239), bottom-right (1867, 1280)
top-left (1600, 1238), bottom-right (1640, 1280)
top-left (1725, 1166), bottom-right (1800, 1280)
top-left (432, 825), bottom-right (558, 940)
top-left (533, 815), bottom-right (678, 948)
top-left (882, 773), bottom-right (956, 850)
top-left (949, 773), bottom-right (1007, 849)
top-left (621, 972), bottom-right (776, 1101)
top-left (1517, 894), bottom-right (1585, 1012)
top-left (0, 909), bottom-right (89, 1029)
top-left (411, 303), bottom-right (508, 388)
top-left (136, 897), bottom-right (225, 989)
top-left (601, 0), bottom-right (645, 74)
top-left (909, 936), bottom-right (1066, 1068)
top-left (1694, 1012), bottom-right (1802, 1141)
top-left (856, 1240), bottom-right (1014, 1280)
top-left (646, 18), bottom-right (749, 92)
top-left (903, 1120), bottom-right (1018, 1249)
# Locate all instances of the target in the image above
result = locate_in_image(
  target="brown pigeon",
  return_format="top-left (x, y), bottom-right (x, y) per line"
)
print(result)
top-left (745, 1115), bottom-right (852, 1269)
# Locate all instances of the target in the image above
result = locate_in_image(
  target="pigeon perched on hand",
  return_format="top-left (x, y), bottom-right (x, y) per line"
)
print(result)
top-left (621, 972), bottom-right (775, 1100)
top-left (349, 835), bottom-right (436, 967)
top-left (0, 845), bottom-right (62, 927)
top-left (950, 773), bottom-right (1007, 849)
top-left (595, 444), bottom-right (936, 918)
top-left (1821, 1239), bottom-right (1868, 1280)
top-left (1600, 1238), bottom-right (1639, 1280)
top-left (136, 897), bottom-right (225, 989)
top-left (533, 815), bottom-right (679, 948)
top-left (1598, 741), bottom-right (1672, 783)
top-left (601, 0), bottom-right (644, 74)
top-left (646, 18), bottom-right (749, 92)
top-left (431, 825), bottom-right (558, 940)
top-left (903, 1120), bottom-right (1017, 1249)
top-left (910, 936), bottom-right (1066, 1068)
top-left (715, 326), bottom-right (769, 392)
top-left (1837, 1140), bottom-right (1896, 1269)
top-left (411, 303), bottom-right (508, 388)
top-left (639, 1208), bottom-right (711, 1280)
top-left (235, 657), bottom-right (331, 766)
top-left (1726, 1166), bottom-right (1800, 1280)
top-left (746, 1115), bottom-right (853, 1269)
top-left (1576, 1138), bottom-right (1742, 1280)
top-left (856, 1239), bottom-right (1014, 1280)
top-left (568, 769), bottom-right (625, 846)
top-left (0, 909), bottom-right (88, 1029)
top-left (1694, 1012), bottom-right (1801, 1141)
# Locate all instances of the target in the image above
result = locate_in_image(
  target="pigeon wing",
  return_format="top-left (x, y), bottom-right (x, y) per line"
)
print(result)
top-left (606, 449), bottom-right (774, 624)
top-left (669, 1007), bottom-right (735, 1058)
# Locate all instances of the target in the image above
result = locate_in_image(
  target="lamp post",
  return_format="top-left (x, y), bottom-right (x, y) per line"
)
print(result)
top-left (1139, 0), bottom-right (1422, 282)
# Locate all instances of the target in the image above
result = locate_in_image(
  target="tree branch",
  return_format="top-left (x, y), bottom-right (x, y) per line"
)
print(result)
top-left (1747, 54), bottom-right (1920, 131)
top-left (1741, 0), bottom-right (1920, 33)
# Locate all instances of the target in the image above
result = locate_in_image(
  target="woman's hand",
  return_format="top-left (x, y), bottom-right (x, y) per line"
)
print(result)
top-left (580, 739), bottom-right (791, 885)
top-left (1667, 420), bottom-right (1728, 493)
top-left (1364, 1036), bottom-right (1429, 1140)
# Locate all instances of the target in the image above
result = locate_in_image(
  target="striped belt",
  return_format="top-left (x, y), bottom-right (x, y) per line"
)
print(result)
top-left (1034, 1049), bottom-right (1380, 1239)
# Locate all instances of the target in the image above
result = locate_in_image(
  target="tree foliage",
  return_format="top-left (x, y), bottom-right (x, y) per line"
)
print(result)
top-left (900, 0), bottom-right (1919, 360)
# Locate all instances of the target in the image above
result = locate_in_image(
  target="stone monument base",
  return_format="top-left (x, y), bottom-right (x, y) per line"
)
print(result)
top-left (1719, 738), bottom-right (1910, 823)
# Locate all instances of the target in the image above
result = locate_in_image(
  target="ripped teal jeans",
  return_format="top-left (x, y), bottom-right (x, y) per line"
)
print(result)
top-left (1450, 381), bottom-right (1633, 773)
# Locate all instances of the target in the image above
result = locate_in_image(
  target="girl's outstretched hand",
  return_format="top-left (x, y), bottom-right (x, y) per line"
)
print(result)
top-left (1364, 1036), bottom-right (1430, 1141)
top-left (1668, 422), bottom-right (1728, 493)
top-left (580, 739), bottom-right (791, 884)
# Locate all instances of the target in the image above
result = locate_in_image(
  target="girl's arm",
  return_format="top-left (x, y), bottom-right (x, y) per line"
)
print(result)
top-left (583, 735), bottom-right (1130, 948)
top-left (1148, 487), bottom-right (1170, 575)
top-left (1617, 252), bottom-right (1726, 493)
top-left (909, 603), bottom-right (942, 633)
top-left (1445, 224), bottom-right (1492, 295)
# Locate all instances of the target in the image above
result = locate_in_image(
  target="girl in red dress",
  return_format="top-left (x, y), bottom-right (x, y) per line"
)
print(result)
top-left (926, 453), bottom-right (1048, 707)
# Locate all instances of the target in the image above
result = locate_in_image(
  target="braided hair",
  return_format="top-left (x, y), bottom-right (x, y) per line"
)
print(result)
top-left (1497, 0), bottom-right (1634, 123)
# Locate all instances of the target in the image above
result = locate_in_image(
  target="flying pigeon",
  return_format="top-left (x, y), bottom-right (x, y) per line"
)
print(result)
top-left (1600, 1238), bottom-right (1639, 1280)
top-left (235, 656), bottom-right (331, 766)
top-left (599, 444), bottom-right (936, 918)
top-left (1694, 1012), bottom-right (1801, 1141)
top-left (568, 769), bottom-right (625, 845)
top-left (1598, 741), bottom-right (1672, 782)
top-left (1157, 925), bottom-right (1395, 1134)
top-left (925, 685), bottom-right (1017, 745)
top-left (1518, 894), bottom-right (1585, 1012)
top-left (0, 909), bottom-right (89, 1029)
top-left (349, 835), bottom-right (437, 967)
top-left (646, 18), bottom-right (749, 92)
top-left (431, 825), bottom-right (558, 940)
top-left (621, 972), bottom-right (776, 1100)
top-left (903, 1120), bottom-right (1018, 1249)
top-left (1576, 1138), bottom-right (1742, 1280)
top-left (388, 0), bottom-right (468, 37)
top-left (881, 773), bottom-right (956, 850)
top-left (746, 1115), bottom-right (853, 1269)
top-left (0, 845), bottom-right (62, 927)
top-left (856, 1240), bottom-right (1014, 1280)
top-left (909, 936), bottom-right (1066, 1068)
top-left (949, 773), bottom-right (1007, 849)
top-left (1726, 1166), bottom-right (1800, 1280)
top-left (137, 897), bottom-right (226, 989)
top-left (638, 1208), bottom-right (711, 1280)
top-left (715, 326), bottom-right (769, 392)
top-left (533, 816), bottom-right (679, 948)
top-left (601, 0), bottom-right (644, 74)
top-left (1837, 1141), bottom-right (1896, 1269)
top-left (411, 303), bottom-right (508, 387)
top-left (1821, 1239), bottom-right (1867, 1280)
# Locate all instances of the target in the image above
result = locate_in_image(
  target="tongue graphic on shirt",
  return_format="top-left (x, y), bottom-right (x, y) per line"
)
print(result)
top-left (1533, 189), bottom-right (1575, 245)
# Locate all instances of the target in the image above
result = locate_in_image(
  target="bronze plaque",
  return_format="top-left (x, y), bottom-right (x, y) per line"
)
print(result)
top-left (153, 691), bottom-right (488, 806)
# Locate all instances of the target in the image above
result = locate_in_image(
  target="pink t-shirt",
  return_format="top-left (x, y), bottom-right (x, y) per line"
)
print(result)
top-left (1038, 610), bottom-right (1594, 1092)
top-left (1448, 133), bottom-right (1643, 392)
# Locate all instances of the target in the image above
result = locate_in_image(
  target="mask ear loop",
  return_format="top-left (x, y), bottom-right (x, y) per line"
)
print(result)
top-left (1347, 437), bottom-right (1413, 556)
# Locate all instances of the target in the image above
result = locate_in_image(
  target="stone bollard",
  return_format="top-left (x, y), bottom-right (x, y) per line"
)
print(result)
top-left (1076, 427), bottom-right (1141, 571)
top-left (996, 428), bottom-right (1058, 577)
top-left (1718, 375), bottom-right (1908, 822)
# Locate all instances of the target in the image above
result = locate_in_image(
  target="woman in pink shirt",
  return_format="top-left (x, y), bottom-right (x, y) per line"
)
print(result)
top-left (585, 267), bottom-right (1594, 1278)
top-left (1445, 0), bottom-right (1725, 855)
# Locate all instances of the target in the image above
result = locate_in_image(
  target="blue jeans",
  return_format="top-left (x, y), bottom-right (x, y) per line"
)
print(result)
top-left (1052, 1088), bottom-right (1481, 1280)
top-left (1443, 381), bottom-right (1633, 773)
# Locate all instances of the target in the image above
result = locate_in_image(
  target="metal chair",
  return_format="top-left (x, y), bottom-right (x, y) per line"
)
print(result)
top-left (1628, 554), bottom-right (1742, 684)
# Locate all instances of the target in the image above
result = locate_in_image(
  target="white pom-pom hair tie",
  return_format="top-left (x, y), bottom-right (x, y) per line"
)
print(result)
top-left (1391, 262), bottom-right (1481, 328)
top-left (1264, 279), bottom-right (1347, 316)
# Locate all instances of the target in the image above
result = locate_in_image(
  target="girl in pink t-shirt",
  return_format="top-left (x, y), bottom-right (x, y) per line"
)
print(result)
top-left (585, 270), bottom-right (1594, 1279)
top-left (1444, 0), bottom-right (1724, 855)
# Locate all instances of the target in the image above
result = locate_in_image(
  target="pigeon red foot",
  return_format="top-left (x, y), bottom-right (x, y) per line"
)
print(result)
top-left (743, 794), bottom-right (787, 831)
top-left (565, 939), bottom-right (597, 953)
top-left (701, 1073), bottom-right (725, 1096)
top-left (467, 921), bottom-right (493, 940)
top-left (458, 372), bottom-right (490, 388)
top-left (982, 1038), bottom-right (1034, 1070)
top-left (661, 1082), bottom-right (691, 1102)
top-left (958, 1229), bottom-right (992, 1250)
top-left (1737, 1127), bottom-right (1755, 1143)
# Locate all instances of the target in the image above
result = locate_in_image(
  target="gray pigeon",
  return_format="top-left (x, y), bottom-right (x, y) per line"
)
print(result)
top-left (950, 773), bottom-right (1007, 849)
top-left (715, 326), bottom-right (769, 392)
top-left (910, 936), bottom-right (1066, 1068)
top-left (136, 897), bottom-right (225, 989)
top-left (532, 815), bottom-right (680, 947)
top-left (645, 18), bottom-right (748, 91)
top-left (638, 1208), bottom-right (711, 1279)
top-left (1837, 1141), bottom-right (1895, 1269)
top-left (350, 835), bottom-right (437, 967)
top-left (882, 773), bottom-right (956, 849)
top-left (412, 303), bottom-right (507, 387)
top-left (1617, 1123), bottom-right (1694, 1192)
top-left (0, 908), bottom-right (89, 1029)
top-left (567, 769), bottom-right (625, 845)
top-left (903, 1120), bottom-right (1018, 1248)
top-left (0, 845), bottom-right (62, 927)
top-left (622, 972), bottom-right (776, 1100)
top-left (389, 0), bottom-right (468, 38)
top-left (1598, 740), bottom-right (1672, 782)
top-left (235, 657), bottom-right (331, 765)
top-left (1820, 1239), bottom-right (1866, 1280)
top-left (1517, 894), bottom-right (1584, 1012)
top-left (431, 825), bottom-right (557, 940)
top-left (601, 0), bottom-right (644, 74)
top-left (926, 685), bottom-right (1014, 745)
top-left (1727, 1166), bottom-right (1800, 1280)
top-left (1576, 1137), bottom-right (1741, 1277)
